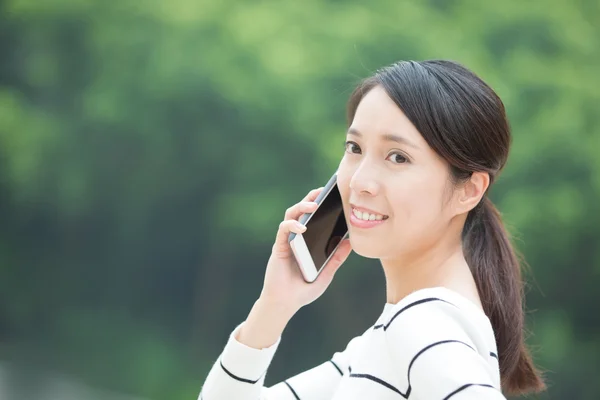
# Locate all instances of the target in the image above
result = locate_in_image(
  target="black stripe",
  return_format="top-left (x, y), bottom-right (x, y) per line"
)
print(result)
top-left (408, 340), bottom-right (474, 376)
top-left (219, 360), bottom-right (261, 384)
top-left (348, 340), bottom-right (476, 398)
top-left (329, 360), bottom-right (343, 375)
top-left (374, 298), bottom-right (457, 331)
top-left (284, 381), bottom-right (300, 400)
top-left (349, 371), bottom-right (407, 397)
top-left (443, 383), bottom-right (495, 400)
top-left (490, 351), bottom-right (498, 359)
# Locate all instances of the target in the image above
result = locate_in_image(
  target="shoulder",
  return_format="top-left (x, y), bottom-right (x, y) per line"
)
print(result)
top-left (381, 287), bottom-right (503, 395)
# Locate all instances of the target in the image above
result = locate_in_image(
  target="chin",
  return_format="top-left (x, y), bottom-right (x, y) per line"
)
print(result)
top-left (348, 236), bottom-right (385, 259)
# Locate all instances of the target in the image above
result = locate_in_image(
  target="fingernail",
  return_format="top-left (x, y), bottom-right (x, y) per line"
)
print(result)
top-left (296, 222), bottom-right (306, 230)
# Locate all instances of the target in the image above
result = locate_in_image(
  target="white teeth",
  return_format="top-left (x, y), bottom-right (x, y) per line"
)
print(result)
top-left (352, 208), bottom-right (385, 221)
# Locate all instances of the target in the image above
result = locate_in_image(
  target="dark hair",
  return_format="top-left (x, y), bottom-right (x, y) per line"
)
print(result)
top-left (346, 60), bottom-right (545, 395)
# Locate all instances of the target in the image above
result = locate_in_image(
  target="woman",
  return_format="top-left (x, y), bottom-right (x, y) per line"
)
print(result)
top-left (199, 60), bottom-right (546, 399)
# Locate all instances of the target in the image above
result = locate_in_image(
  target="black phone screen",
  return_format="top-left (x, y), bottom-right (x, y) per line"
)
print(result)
top-left (303, 184), bottom-right (348, 272)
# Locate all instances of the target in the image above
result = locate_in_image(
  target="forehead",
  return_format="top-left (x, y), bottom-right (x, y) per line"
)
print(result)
top-left (350, 86), bottom-right (426, 148)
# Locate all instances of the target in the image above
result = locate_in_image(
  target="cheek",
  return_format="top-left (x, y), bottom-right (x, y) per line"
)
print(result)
top-left (336, 158), bottom-right (353, 199)
top-left (390, 171), bottom-right (447, 230)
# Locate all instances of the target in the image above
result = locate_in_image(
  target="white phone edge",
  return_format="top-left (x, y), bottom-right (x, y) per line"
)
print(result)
top-left (290, 229), bottom-right (349, 283)
top-left (289, 233), bottom-right (319, 283)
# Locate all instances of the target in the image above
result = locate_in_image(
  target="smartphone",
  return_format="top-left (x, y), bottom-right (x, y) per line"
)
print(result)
top-left (288, 172), bottom-right (349, 283)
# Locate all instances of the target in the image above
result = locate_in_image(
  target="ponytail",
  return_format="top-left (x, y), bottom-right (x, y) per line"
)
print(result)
top-left (463, 197), bottom-right (546, 395)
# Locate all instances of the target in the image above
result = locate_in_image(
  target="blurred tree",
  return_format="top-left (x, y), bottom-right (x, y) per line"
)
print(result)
top-left (0, 0), bottom-right (598, 399)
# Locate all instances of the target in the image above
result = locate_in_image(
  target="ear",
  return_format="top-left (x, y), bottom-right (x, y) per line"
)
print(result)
top-left (455, 172), bottom-right (490, 214)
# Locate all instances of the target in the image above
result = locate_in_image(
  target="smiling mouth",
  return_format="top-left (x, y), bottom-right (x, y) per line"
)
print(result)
top-left (351, 207), bottom-right (389, 221)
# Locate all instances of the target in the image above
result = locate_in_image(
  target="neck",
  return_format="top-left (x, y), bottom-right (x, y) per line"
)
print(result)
top-left (381, 225), bottom-right (475, 305)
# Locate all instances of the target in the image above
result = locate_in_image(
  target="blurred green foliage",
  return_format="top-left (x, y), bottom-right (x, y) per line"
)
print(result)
top-left (0, 0), bottom-right (598, 399)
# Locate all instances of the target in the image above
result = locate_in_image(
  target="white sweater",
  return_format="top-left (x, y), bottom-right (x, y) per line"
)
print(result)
top-left (199, 287), bottom-right (506, 400)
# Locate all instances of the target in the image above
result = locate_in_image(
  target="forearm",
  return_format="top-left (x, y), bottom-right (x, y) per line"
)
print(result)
top-left (200, 299), bottom-right (297, 400)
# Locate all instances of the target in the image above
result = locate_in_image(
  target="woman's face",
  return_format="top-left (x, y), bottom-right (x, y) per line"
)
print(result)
top-left (337, 86), bottom-right (457, 260)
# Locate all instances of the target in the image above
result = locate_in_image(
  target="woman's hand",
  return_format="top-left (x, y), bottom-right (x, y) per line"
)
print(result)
top-left (260, 187), bottom-right (353, 312)
top-left (236, 187), bottom-right (352, 349)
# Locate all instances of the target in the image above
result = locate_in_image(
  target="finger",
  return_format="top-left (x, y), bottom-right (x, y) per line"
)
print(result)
top-left (284, 201), bottom-right (319, 221)
top-left (273, 219), bottom-right (307, 256)
top-left (301, 187), bottom-right (324, 203)
top-left (318, 239), bottom-right (352, 282)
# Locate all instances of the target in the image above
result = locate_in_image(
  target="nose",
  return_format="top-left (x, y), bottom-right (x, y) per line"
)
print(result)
top-left (349, 163), bottom-right (380, 197)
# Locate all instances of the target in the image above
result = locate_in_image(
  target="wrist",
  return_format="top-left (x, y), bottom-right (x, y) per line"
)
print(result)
top-left (256, 295), bottom-right (299, 320)
top-left (236, 298), bottom-right (296, 349)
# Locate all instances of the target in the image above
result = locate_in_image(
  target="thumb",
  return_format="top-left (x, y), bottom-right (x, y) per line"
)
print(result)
top-left (318, 239), bottom-right (352, 282)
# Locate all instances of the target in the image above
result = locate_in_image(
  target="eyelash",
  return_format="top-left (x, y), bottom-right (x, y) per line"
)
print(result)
top-left (344, 141), bottom-right (410, 164)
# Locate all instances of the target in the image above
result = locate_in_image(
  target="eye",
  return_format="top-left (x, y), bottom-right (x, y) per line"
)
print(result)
top-left (387, 152), bottom-right (409, 164)
top-left (344, 141), bottom-right (361, 154)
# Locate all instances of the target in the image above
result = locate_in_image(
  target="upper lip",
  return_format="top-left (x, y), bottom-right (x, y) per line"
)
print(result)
top-left (350, 203), bottom-right (388, 217)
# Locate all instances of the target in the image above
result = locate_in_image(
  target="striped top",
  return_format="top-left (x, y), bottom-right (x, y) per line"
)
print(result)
top-left (199, 287), bottom-right (506, 400)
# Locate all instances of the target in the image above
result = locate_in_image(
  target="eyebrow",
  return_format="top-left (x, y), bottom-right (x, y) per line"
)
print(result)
top-left (347, 127), bottom-right (420, 150)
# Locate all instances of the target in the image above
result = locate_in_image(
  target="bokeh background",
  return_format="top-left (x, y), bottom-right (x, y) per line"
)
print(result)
top-left (0, 0), bottom-right (599, 399)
